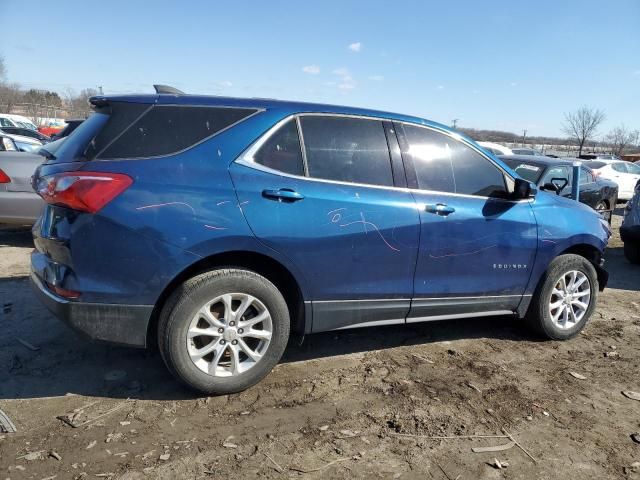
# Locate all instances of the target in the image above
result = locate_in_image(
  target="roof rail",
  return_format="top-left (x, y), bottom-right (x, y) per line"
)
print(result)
top-left (153, 84), bottom-right (185, 95)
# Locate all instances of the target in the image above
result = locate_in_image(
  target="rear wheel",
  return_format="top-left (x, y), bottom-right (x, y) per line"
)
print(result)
top-left (158, 269), bottom-right (290, 394)
top-left (624, 242), bottom-right (640, 264)
top-left (526, 254), bottom-right (598, 340)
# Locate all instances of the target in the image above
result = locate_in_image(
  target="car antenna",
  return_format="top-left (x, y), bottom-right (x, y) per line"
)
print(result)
top-left (153, 84), bottom-right (185, 95)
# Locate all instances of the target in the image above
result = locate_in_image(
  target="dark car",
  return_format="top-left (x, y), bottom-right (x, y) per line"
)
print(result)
top-left (50, 119), bottom-right (84, 140)
top-left (0, 126), bottom-right (51, 143)
top-left (500, 155), bottom-right (618, 222)
top-left (30, 90), bottom-right (610, 394)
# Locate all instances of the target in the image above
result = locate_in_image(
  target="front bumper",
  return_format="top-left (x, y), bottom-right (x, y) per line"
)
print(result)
top-left (30, 271), bottom-right (153, 347)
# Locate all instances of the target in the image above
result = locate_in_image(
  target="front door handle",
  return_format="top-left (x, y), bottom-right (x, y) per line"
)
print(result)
top-left (262, 188), bottom-right (305, 202)
top-left (425, 203), bottom-right (455, 216)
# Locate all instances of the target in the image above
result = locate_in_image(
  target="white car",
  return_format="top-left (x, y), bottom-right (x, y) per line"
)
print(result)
top-left (477, 141), bottom-right (513, 156)
top-left (586, 160), bottom-right (640, 201)
top-left (3, 114), bottom-right (38, 130)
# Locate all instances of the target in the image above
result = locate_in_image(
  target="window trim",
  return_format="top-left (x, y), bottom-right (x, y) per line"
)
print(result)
top-left (95, 104), bottom-right (264, 161)
top-left (237, 112), bottom-right (526, 201)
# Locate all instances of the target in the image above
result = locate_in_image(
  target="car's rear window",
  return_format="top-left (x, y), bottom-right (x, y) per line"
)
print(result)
top-left (98, 105), bottom-right (258, 159)
top-left (45, 102), bottom-right (259, 163)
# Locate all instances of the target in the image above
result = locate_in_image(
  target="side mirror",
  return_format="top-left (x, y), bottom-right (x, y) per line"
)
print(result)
top-left (541, 182), bottom-right (560, 194)
top-left (513, 178), bottom-right (537, 199)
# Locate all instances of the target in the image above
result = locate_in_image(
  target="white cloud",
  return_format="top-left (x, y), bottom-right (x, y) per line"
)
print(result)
top-left (510, 82), bottom-right (517, 87)
top-left (348, 42), bottom-right (362, 53)
top-left (331, 67), bottom-right (356, 91)
top-left (633, 70), bottom-right (640, 76)
top-left (215, 80), bottom-right (233, 89)
top-left (437, 85), bottom-right (445, 90)
top-left (302, 65), bottom-right (320, 75)
top-left (368, 75), bottom-right (384, 81)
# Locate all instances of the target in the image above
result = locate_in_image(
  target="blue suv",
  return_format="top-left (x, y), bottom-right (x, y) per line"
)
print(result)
top-left (31, 89), bottom-right (610, 394)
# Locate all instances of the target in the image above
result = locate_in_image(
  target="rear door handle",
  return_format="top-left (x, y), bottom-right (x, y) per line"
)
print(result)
top-left (262, 189), bottom-right (305, 202)
top-left (425, 203), bottom-right (455, 216)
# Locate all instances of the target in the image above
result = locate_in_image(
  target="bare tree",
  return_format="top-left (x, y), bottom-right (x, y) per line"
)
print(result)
top-left (562, 106), bottom-right (606, 156)
top-left (606, 125), bottom-right (640, 156)
top-left (0, 82), bottom-right (23, 112)
top-left (0, 55), bottom-right (6, 82)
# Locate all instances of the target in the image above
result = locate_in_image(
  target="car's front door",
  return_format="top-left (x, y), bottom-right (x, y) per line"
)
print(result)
top-left (230, 115), bottom-right (420, 332)
top-left (395, 123), bottom-right (538, 322)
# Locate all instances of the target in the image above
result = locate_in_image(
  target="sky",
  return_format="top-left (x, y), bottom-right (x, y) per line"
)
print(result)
top-left (1, 0), bottom-right (638, 137)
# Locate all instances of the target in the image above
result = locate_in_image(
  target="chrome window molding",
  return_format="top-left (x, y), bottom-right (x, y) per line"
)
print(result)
top-left (235, 112), bottom-right (531, 203)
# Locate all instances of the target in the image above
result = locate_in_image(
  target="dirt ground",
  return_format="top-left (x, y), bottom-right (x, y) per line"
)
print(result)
top-left (1, 209), bottom-right (639, 480)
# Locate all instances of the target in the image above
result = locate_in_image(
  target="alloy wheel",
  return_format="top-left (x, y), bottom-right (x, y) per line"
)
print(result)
top-left (548, 270), bottom-right (591, 330)
top-left (186, 293), bottom-right (273, 376)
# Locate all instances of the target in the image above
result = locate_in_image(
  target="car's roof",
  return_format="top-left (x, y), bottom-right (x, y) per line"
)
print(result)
top-left (91, 93), bottom-right (455, 133)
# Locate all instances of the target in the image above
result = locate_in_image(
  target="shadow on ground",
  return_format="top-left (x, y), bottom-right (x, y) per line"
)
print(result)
top-left (1, 280), bottom-right (532, 402)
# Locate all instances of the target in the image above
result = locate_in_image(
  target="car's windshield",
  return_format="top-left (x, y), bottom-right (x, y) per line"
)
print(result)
top-left (501, 159), bottom-right (544, 182)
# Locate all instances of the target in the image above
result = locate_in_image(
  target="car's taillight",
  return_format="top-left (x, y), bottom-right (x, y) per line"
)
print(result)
top-left (36, 171), bottom-right (133, 213)
top-left (0, 169), bottom-right (10, 184)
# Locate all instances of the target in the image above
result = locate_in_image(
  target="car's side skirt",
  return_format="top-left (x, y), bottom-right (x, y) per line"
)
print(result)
top-left (309, 295), bottom-right (525, 333)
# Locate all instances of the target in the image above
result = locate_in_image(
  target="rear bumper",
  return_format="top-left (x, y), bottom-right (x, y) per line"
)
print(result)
top-left (620, 224), bottom-right (640, 243)
top-left (30, 271), bottom-right (153, 347)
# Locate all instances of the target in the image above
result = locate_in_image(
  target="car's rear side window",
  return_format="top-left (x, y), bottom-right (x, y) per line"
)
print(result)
top-left (299, 116), bottom-right (394, 187)
top-left (254, 119), bottom-right (305, 176)
top-left (98, 105), bottom-right (258, 159)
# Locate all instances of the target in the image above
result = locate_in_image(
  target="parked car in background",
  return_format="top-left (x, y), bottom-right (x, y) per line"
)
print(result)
top-left (38, 121), bottom-right (66, 137)
top-left (0, 150), bottom-right (45, 224)
top-left (0, 115), bottom-right (19, 129)
top-left (500, 155), bottom-right (618, 222)
top-left (0, 132), bottom-right (19, 151)
top-left (31, 91), bottom-right (609, 394)
top-left (50, 119), bottom-right (84, 140)
top-left (477, 141), bottom-right (513, 156)
top-left (4, 114), bottom-right (39, 130)
top-left (583, 160), bottom-right (640, 201)
top-left (511, 147), bottom-right (545, 156)
top-left (621, 183), bottom-right (640, 264)
top-left (0, 126), bottom-right (50, 143)
top-left (579, 153), bottom-right (622, 161)
top-left (0, 129), bottom-right (43, 153)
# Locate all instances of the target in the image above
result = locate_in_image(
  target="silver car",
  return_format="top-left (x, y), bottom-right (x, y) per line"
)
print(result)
top-left (621, 181), bottom-right (640, 264)
top-left (0, 149), bottom-right (45, 224)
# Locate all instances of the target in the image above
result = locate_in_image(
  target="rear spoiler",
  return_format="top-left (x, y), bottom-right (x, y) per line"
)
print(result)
top-left (89, 84), bottom-right (185, 109)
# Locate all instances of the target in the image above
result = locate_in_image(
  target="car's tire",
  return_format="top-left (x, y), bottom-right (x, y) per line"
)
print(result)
top-left (158, 269), bottom-right (290, 395)
top-left (594, 200), bottom-right (611, 224)
top-left (624, 242), bottom-right (640, 265)
top-left (525, 254), bottom-right (598, 340)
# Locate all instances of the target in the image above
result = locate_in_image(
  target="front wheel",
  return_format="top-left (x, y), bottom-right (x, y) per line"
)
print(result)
top-left (158, 269), bottom-right (290, 394)
top-left (526, 254), bottom-right (598, 340)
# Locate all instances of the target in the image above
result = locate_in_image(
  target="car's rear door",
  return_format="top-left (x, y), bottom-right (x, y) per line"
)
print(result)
top-left (230, 115), bottom-right (420, 332)
top-left (395, 123), bottom-right (537, 322)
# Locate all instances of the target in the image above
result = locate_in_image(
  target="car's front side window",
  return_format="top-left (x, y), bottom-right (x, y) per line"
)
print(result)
top-left (253, 118), bottom-right (305, 176)
top-left (402, 124), bottom-right (506, 197)
top-left (612, 163), bottom-right (628, 173)
top-left (542, 166), bottom-right (571, 190)
top-left (299, 116), bottom-right (393, 187)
